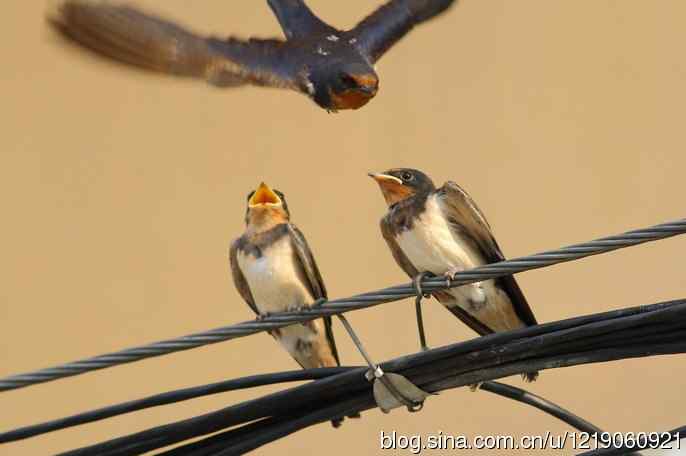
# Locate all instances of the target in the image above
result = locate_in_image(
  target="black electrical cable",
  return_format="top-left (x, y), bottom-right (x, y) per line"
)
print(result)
top-left (0, 368), bottom-right (351, 444)
top-left (55, 299), bottom-right (686, 456)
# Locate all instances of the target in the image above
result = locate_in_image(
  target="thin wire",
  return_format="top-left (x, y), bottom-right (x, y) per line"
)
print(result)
top-left (336, 314), bottom-right (423, 410)
top-left (0, 368), bottom-right (351, 444)
top-left (478, 382), bottom-right (604, 435)
top-left (1, 218), bottom-right (684, 392)
top-left (0, 367), bottom-right (603, 445)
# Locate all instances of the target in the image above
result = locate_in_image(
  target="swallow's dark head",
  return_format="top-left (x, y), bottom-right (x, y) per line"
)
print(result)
top-left (244, 182), bottom-right (290, 228)
top-left (368, 168), bottom-right (436, 206)
top-left (308, 62), bottom-right (379, 111)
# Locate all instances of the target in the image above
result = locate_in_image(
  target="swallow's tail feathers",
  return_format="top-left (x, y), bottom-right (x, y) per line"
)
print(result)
top-left (48, 1), bottom-right (300, 90)
top-left (49, 1), bottom-right (219, 78)
top-left (434, 292), bottom-right (540, 383)
top-left (433, 291), bottom-right (495, 335)
top-left (352, 0), bottom-right (456, 62)
top-left (267, 0), bottom-right (335, 40)
top-left (522, 371), bottom-right (539, 382)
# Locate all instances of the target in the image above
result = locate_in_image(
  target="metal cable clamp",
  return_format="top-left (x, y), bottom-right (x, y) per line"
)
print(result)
top-left (336, 314), bottom-right (430, 413)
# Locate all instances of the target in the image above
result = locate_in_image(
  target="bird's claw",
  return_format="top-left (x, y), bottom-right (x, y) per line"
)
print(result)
top-left (443, 267), bottom-right (462, 284)
top-left (256, 312), bottom-right (272, 321)
top-left (311, 298), bottom-right (327, 308)
top-left (469, 382), bottom-right (484, 392)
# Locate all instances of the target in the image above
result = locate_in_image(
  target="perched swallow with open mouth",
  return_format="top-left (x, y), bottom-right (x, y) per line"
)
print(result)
top-left (369, 169), bottom-right (539, 382)
top-left (48, 0), bottom-right (455, 112)
top-left (229, 182), bottom-right (357, 426)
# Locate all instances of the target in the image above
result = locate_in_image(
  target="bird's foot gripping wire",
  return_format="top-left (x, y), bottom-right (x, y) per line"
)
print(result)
top-left (336, 314), bottom-right (430, 414)
top-left (413, 272), bottom-right (435, 352)
top-left (256, 312), bottom-right (272, 321)
top-left (311, 298), bottom-right (327, 308)
top-left (469, 382), bottom-right (484, 392)
top-left (444, 266), bottom-right (463, 283)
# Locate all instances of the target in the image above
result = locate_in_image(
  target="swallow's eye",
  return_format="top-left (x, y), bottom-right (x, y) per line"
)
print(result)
top-left (340, 74), bottom-right (357, 87)
top-left (400, 171), bottom-right (414, 182)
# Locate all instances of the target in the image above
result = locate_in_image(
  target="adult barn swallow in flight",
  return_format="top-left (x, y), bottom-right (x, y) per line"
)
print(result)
top-left (369, 169), bottom-right (539, 382)
top-left (49, 0), bottom-right (455, 112)
top-left (230, 183), bottom-right (357, 425)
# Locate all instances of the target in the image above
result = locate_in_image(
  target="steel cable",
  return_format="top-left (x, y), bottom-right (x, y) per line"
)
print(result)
top-left (1, 218), bottom-right (684, 392)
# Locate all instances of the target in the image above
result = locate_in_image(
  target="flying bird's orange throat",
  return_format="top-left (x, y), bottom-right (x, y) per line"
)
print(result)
top-left (247, 182), bottom-right (288, 230)
top-left (369, 174), bottom-right (415, 206)
top-left (330, 73), bottom-right (378, 110)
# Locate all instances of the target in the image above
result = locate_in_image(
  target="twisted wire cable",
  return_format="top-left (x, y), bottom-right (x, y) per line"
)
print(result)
top-left (1, 218), bottom-right (684, 392)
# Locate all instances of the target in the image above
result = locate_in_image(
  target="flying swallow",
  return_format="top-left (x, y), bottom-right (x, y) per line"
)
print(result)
top-left (369, 169), bottom-right (539, 382)
top-left (229, 183), bottom-right (356, 425)
top-left (48, 0), bottom-right (456, 112)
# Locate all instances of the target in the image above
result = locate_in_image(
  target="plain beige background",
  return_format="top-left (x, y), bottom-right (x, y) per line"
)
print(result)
top-left (1, 1), bottom-right (685, 454)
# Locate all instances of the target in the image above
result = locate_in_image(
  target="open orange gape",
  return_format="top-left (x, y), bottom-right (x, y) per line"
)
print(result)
top-left (249, 183), bottom-right (282, 206)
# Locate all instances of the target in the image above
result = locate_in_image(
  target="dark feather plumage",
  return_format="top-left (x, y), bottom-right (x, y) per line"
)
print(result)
top-left (50, 1), bottom-right (299, 89)
top-left (48, 0), bottom-right (456, 110)
top-left (286, 224), bottom-right (339, 365)
top-left (353, 0), bottom-right (456, 62)
top-left (439, 181), bottom-right (538, 328)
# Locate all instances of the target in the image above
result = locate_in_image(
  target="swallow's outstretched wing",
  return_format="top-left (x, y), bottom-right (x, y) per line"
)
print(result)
top-left (268, 0), bottom-right (335, 40)
top-left (49, 1), bottom-right (302, 90)
top-left (287, 224), bottom-right (339, 365)
top-left (351, 0), bottom-right (456, 62)
top-left (229, 238), bottom-right (259, 316)
top-left (439, 181), bottom-right (538, 328)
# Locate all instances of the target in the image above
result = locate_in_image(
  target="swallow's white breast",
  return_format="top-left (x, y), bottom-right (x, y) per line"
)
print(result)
top-left (237, 236), bottom-right (313, 314)
top-left (395, 194), bottom-right (495, 309)
top-left (396, 194), bottom-right (485, 274)
top-left (237, 236), bottom-right (330, 366)
top-left (394, 194), bottom-right (524, 332)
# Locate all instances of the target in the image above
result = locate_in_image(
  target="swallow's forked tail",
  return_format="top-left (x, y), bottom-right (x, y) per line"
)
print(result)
top-left (437, 296), bottom-right (540, 383)
top-left (522, 371), bottom-right (539, 382)
top-left (47, 1), bottom-right (242, 85)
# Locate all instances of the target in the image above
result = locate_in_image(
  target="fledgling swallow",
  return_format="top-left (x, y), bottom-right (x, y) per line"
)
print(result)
top-left (369, 169), bottom-right (539, 382)
top-left (48, 0), bottom-right (456, 112)
top-left (229, 183), bottom-right (357, 426)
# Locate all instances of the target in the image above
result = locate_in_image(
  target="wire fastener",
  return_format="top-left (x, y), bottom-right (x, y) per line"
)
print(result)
top-left (336, 314), bottom-right (429, 413)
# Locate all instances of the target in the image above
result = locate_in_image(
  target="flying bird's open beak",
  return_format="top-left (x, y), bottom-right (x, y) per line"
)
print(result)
top-left (249, 182), bottom-right (281, 207)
